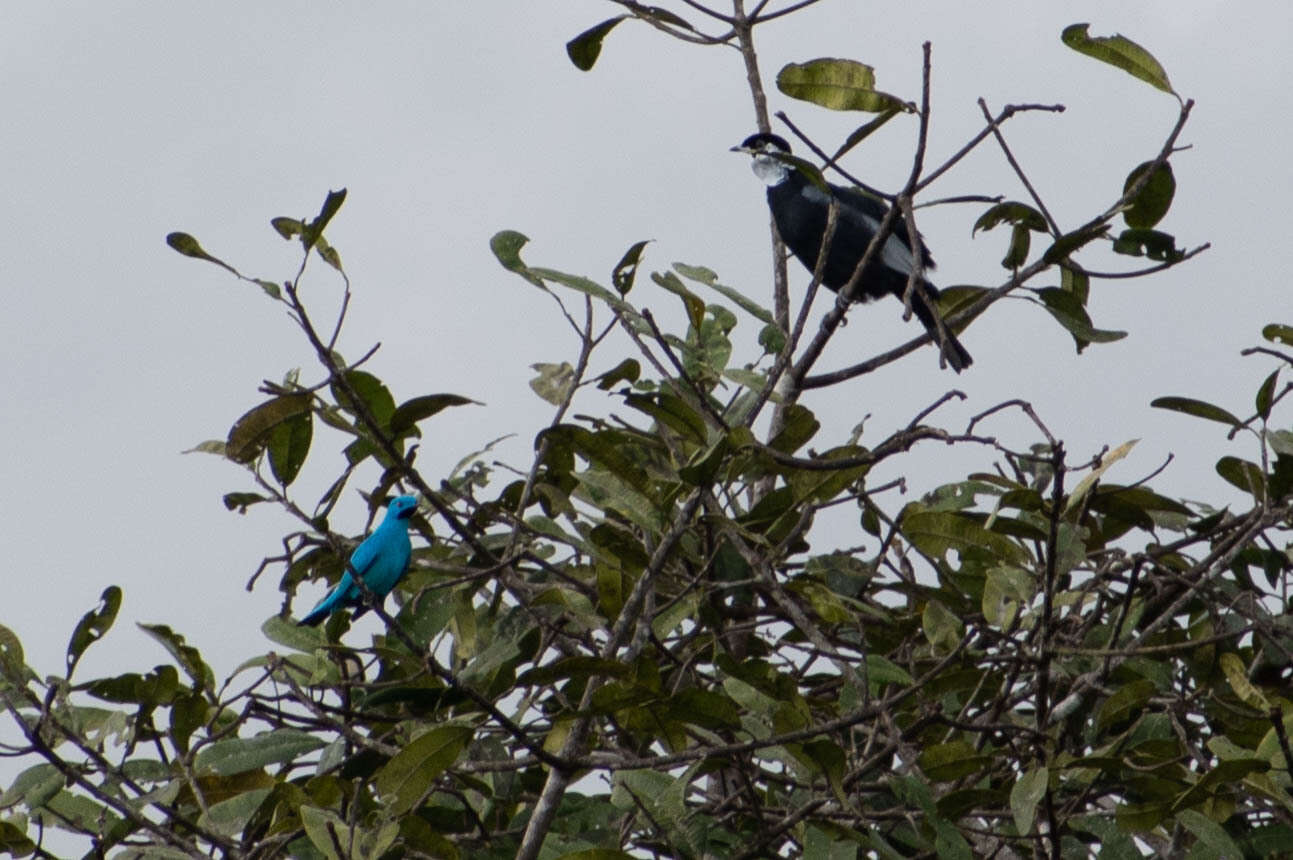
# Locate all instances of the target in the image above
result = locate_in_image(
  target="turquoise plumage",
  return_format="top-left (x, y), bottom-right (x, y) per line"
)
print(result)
top-left (297, 495), bottom-right (418, 626)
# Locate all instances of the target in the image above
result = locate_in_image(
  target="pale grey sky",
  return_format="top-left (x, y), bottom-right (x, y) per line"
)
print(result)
top-left (2, 2), bottom-right (1289, 692)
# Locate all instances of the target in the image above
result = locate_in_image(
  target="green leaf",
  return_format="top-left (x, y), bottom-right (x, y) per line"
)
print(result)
top-left (82, 665), bottom-right (180, 705)
top-left (267, 409), bottom-right (312, 487)
top-left (612, 240), bottom-right (650, 294)
top-left (165, 231), bottom-right (239, 277)
top-left (199, 787), bottom-right (273, 838)
top-left (1150, 396), bottom-right (1241, 428)
top-left (1010, 766), bottom-right (1048, 836)
top-left (1262, 324), bottom-right (1293, 346)
top-left (226, 394), bottom-right (311, 464)
top-left (223, 492), bottom-right (269, 513)
top-left (903, 509), bottom-right (1031, 565)
top-left (1061, 23), bottom-right (1176, 94)
top-left (595, 358), bottom-right (641, 390)
top-left (922, 600), bottom-right (964, 652)
top-left (270, 217), bottom-right (303, 240)
top-left (530, 362), bottom-right (576, 406)
top-left (1216, 456), bottom-right (1265, 497)
top-left (1036, 288), bottom-right (1127, 350)
top-left (1042, 221), bottom-right (1109, 264)
top-left (0, 623), bottom-right (26, 683)
top-left (1256, 369), bottom-right (1279, 421)
top-left (675, 262), bottom-right (776, 325)
top-left (314, 235), bottom-right (344, 272)
top-left (651, 270), bottom-right (704, 331)
top-left (300, 805), bottom-right (346, 860)
top-left (375, 725), bottom-right (471, 816)
top-left (0, 764), bottom-right (61, 809)
top-left (1122, 161), bottom-right (1176, 229)
top-left (972, 201), bottom-right (1048, 234)
top-left (566, 16), bottom-right (627, 71)
top-left (1177, 808), bottom-right (1243, 859)
top-left (332, 370), bottom-right (396, 430)
top-left (65, 585), bottom-right (121, 678)
top-left (1096, 678), bottom-right (1156, 733)
top-left (1112, 229), bottom-right (1183, 262)
top-left (776, 58), bottom-right (913, 113)
top-left (490, 229), bottom-right (542, 286)
top-left (389, 393), bottom-right (479, 436)
top-left (623, 392), bottom-right (708, 444)
top-left (195, 729), bottom-right (326, 776)
top-left (137, 623), bottom-right (214, 692)
top-left (1001, 223), bottom-right (1030, 268)
top-left (301, 188), bottom-right (347, 253)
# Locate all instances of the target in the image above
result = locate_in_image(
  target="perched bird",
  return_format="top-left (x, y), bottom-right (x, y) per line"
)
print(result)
top-left (733, 132), bottom-right (972, 372)
top-left (297, 495), bottom-right (419, 626)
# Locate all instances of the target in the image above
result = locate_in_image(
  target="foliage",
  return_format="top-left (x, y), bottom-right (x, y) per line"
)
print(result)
top-left (3, 4), bottom-right (1292, 859)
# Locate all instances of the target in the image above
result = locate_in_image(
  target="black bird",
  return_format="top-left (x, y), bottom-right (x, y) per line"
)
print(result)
top-left (733, 132), bottom-right (972, 372)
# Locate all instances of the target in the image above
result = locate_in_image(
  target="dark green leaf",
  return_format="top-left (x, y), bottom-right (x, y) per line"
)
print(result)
top-left (375, 725), bottom-right (471, 816)
top-left (1096, 678), bottom-right (1156, 733)
top-left (1122, 161), bottom-right (1175, 229)
top-left (1061, 24), bottom-right (1176, 94)
top-left (767, 403), bottom-right (820, 454)
top-left (612, 240), bottom-right (650, 295)
top-left (1150, 396), bottom-right (1241, 428)
top-left (1035, 288), bottom-right (1126, 351)
top-left (195, 729), bottom-right (326, 776)
top-left (137, 623), bottom-right (214, 692)
top-left (1002, 223), bottom-right (1030, 268)
top-left (1256, 369), bottom-right (1279, 420)
top-left (972, 201), bottom-right (1048, 234)
top-left (66, 586), bottom-right (122, 677)
top-left (165, 232), bottom-right (239, 277)
top-left (1216, 456), bottom-right (1265, 497)
top-left (301, 188), bottom-right (347, 252)
top-left (227, 394), bottom-right (311, 464)
top-left (651, 271), bottom-right (704, 331)
top-left (623, 392), bottom-right (708, 444)
top-left (1262, 324), bottom-right (1293, 345)
top-left (1010, 767), bottom-right (1048, 836)
top-left (389, 393), bottom-right (479, 436)
top-left (1042, 221), bottom-right (1109, 264)
top-left (566, 16), bottom-right (626, 71)
top-left (490, 229), bottom-right (543, 286)
top-left (902, 509), bottom-right (1031, 565)
top-left (223, 492), bottom-right (269, 513)
top-left (1112, 228), bottom-right (1183, 261)
top-left (332, 370), bottom-right (396, 430)
top-left (776, 58), bottom-right (913, 113)
top-left (267, 409), bottom-right (312, 487)
top-left (595, 359), bottom-right (641, 390)
top-left (1177, 809), bottom-right (1242, 859)
top-left (82, 665), bottom-right (180, 705)
top-left (0, 624), bottom-right (27, 684)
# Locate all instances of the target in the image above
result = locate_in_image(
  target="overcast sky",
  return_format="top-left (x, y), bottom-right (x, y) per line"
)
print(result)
top-left (2, 1), bottom-right (1290, 702)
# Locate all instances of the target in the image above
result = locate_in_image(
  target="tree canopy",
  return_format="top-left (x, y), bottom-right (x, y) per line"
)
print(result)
top-left (3, 4), bottom-right (1292, 859)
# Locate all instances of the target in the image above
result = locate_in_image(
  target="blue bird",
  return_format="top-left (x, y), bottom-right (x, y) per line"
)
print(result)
top-left (297, 495), bottom-right (419, 626)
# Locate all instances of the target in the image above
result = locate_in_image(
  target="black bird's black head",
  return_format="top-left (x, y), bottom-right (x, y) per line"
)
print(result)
top-left (732, 132), bottom-right (792, 155)
top-left (733, 133), bottom-right (796, 187)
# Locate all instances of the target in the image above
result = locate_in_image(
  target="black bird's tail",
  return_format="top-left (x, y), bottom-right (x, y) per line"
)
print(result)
top-left (910, 284), bottom-right (973, 373)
